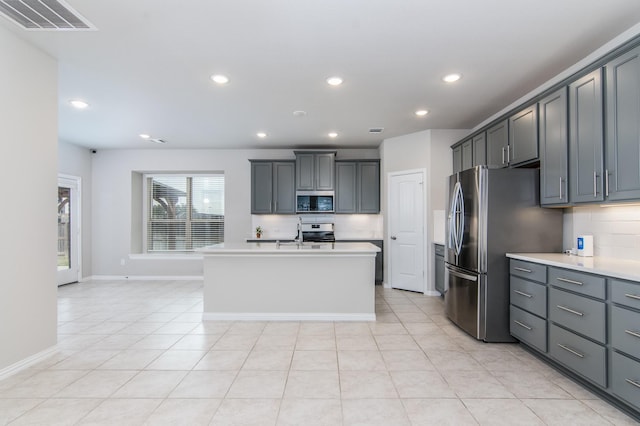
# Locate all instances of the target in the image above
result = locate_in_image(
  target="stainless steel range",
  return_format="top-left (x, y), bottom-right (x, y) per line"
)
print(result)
top-left (300, 221), bottom-right (335, 242)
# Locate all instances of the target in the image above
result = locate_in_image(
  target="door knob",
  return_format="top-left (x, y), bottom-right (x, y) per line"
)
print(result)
top-left (390, 236), bottom-right (397, 240)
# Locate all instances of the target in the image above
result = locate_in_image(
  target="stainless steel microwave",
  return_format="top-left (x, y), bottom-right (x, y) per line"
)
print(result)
top-left (296, 191), bottom-right (335, 213)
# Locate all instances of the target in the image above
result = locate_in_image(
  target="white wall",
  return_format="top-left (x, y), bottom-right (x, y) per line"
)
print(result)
top-left (564, 204), bottom-right (640, 260)
top-left (91, 148), bottom-right (379, 277)
top-left (0, 25), bottom-right (58, 371)
top-left (58, 141), bottom-right (93, 278)
top-left (380, 129), bottom-right (468, 293)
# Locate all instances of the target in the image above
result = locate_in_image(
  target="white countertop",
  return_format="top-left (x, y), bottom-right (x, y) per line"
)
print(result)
top-left (200, 242), bottom-right (381, 255)
top-left (506, 253), bottom-right (640, 282)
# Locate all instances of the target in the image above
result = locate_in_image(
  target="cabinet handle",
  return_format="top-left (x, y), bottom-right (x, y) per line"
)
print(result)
top-left (514, 320), bottom-right (532, 330)
top-left (626, 378), bottom-right (640, 389)
top-left (501, 147), bottom-right (505, 165)
top-left (605, 169), bottom-right (610, 197)
top-left (559, 177), bottom-right (563, 199)
top-left (556, 277), bottom-right (583, 286)
top-left (514, 290), bottom-right (533, 298)
top-left (514, 267), bottom-right (532, 273)
top-left (556, 305), bottom-right (584, 317)
top-left (593, 171), bottom-right (598, 197)
top-left (506, 145), bottom-right (510, 163)
top-left (624, 329), bottom-right (640, 339)
top-left (625, 293), bottom-right (640, 301)
top-left (557, 343), bottom-right (584, 358)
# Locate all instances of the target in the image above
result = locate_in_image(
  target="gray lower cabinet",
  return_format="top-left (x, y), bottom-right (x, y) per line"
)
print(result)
top-left (606, 45), bottom-right (640, 201)
top-left (539, 87), bottom-right (569, 205)
top-left (509, 258), bottom-right (640, 418)
top-left (569, 69), bottom-right (604, 203)
top-left (486, 119), bottom-right (509, 168)
top-left (250, 161), bottom-right (295, 214)
top-left (434, 244), bottom-right (444, 295)
top-left (335, 160), bottom-right (380, 214)
top-left (508, 104), bottom-right (538, 166)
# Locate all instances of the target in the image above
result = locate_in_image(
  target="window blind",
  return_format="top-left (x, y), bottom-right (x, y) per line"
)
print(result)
top-left (146, 175), bottom-right (224, 252)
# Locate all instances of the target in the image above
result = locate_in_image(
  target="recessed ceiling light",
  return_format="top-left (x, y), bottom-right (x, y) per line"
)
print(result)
top-left (326, 77), bottom-right (343, 86)
top-left (69, 99), bottom-right (89, 109)
top-left (328, 132), bottom-right (338, 138)
top-left (442, 73), bottom-right (462, 83)
top-left (211, 74), bottom-right (229, 84)
top-left (293, 110), bottom-right (307, 117)
top-left (139, 134), bottom-right (150, 139)
top-left (415, 110), bottom-right (429, 116)
top-left (256, 132), bottom-right (267, 138)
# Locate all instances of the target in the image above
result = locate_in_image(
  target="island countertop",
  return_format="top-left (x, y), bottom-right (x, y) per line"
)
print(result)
top-left (199, 241), bottom-right (380, 255)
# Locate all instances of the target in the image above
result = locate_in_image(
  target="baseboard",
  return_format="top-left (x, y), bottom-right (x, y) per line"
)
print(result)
top-left (87, 275), bottom-right (204, 281)
top-left (0, 345), bottom-right (58, 381)
top-left (383, 282), bottom-right (391, 288)
top-left (423, 290), bottom-right (442, 297)
top-left (202, 312), bottom-right (376, 321)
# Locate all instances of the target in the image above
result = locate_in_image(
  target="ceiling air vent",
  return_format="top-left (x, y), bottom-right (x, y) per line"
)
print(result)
top-left (368, 128), bottom-right (384, 134)
top-left (0, 0), bottom-right (95, 30)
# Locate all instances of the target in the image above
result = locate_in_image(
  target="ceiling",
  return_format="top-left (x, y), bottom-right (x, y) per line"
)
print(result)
top-left (3, 1), bottom-right (640, 150)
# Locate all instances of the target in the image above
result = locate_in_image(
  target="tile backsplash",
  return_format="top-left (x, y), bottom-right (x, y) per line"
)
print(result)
top-left (251, 214), bottom-right (383, 240)
top-left (565, 204), bottom-right (640, 260)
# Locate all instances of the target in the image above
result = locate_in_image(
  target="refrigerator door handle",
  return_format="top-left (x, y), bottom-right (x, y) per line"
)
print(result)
top-left (453, 182), bottom-right (465, 256)
top-left (446, 264), bottom-right (477, 282)
top-left (448, 182), bottom-right (460, 252)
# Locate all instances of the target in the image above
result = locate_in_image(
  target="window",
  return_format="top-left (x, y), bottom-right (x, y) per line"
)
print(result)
top-left (145, 174), bottom-right (224, 252)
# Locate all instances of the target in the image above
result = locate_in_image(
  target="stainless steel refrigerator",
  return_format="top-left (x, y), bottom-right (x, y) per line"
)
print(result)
top-left (445, 166), bottom-right (562, 342)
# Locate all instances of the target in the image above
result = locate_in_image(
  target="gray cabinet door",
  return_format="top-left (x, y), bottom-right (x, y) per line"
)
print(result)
top-left (335, 162), bottom-right (357, 213)
top-left (435, 251), bottom-right (445, 294)
top-left (315, 153), bottom-right (335, 190)
top-left (461, 139), bottom-right (473, 170)
top-left (606, 46), bottom-right (640, 201)
top-left (273, 162), bottom-right (295, 214)
top-left (452, 144), bottom-right (462, 173)
top-left (569, 69), bottom-right (604, 203)
top-left (486, 120), bottom-right (508, 168)
top-left (509, 104), bottom-right (538, 165)
top-left (472, 133), bottom-right (486, 167)
top-left (539, 88), bottom-right (569, 205)
top-left (251, 162), bottom-right (273, 214)
top-left (358, 161), bottom-right (380, 213)
top-left (296, 153), bottom-right (315, 190)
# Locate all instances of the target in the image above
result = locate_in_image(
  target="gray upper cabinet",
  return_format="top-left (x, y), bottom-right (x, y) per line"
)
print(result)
top-left (606, 45), bottom-right (640, 201)
top-left (461, 139), bottom-right (473, 170)
top-left (487, 119), bottom-right (509, 168)
top-left (250, 161), bottom-right (295, 214)
top-left (569, 69), bottom-right (604, 203)
top-left (335, 162), bottom-right (357, 213)
top-left (295, 151), bottom-right (335, 190)
top-left (335, 160), bottom-right (380, 214)
top-left (452, 144), bottom-right (462, 173)
top-left (509, 104), bottom-right (538, 166)
top-left (539, 87), bottom-right (569, 205)
top-left (472, 133), bottom-right (486, 167)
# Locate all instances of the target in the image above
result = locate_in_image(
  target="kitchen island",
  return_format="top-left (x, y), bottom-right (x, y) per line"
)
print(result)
top-left (199, 242), bottom-right (380, 321)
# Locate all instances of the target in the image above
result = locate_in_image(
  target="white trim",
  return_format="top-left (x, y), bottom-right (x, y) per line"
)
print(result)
top-left (423, 290), bottom-right (442, 297)
top-left (383, 282), bottom-right (391, 289)
top-left (0, 345), bottom-right (57, 381)
top-left (202, 313), bottom-right (376, 321)
top-left (87, 275), bottom-right (203, 281)
top-left (387, 168), bottom-right (428, 294)
top-left (128, 253), bottom-right (204, 261)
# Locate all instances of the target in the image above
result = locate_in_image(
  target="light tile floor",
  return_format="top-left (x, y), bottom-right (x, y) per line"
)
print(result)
top-left (0, 280), bottom-right (638, 425)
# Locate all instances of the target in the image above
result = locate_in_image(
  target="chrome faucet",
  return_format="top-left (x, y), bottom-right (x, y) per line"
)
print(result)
top-left (296, 216), bottom-right (303, 245)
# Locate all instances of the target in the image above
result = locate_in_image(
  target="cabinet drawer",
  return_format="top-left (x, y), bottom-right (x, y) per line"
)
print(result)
top-left (549, 323), bottom-right (606, 387)
top-left (548, 267), bottom-right (605, 299)
top-left (611, 279), bottom-right (640, 311)
top-left (611, 352), bottom-right (640, 410)
top-left (510, 305), bottom-right (547, 352)
top-left (549, 287), bottom-right (606, 344)
top-left (434, 244), bottom-right (444, 256)
top-left (510, 276), bottom-right (546, 317)
top-left (611, 305), bottom-right (640, 357)
top-left (510, 260), bottom-right (546, 283)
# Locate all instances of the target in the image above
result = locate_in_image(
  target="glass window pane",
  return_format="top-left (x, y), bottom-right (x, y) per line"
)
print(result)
top-left (58, 186), bottom-right (71, 270)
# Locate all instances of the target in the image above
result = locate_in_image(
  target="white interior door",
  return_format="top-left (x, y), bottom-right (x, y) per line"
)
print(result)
top-left (57, 176), bottom-right (81, 286)
top-left (389, 171), bottom-right (424, 292)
